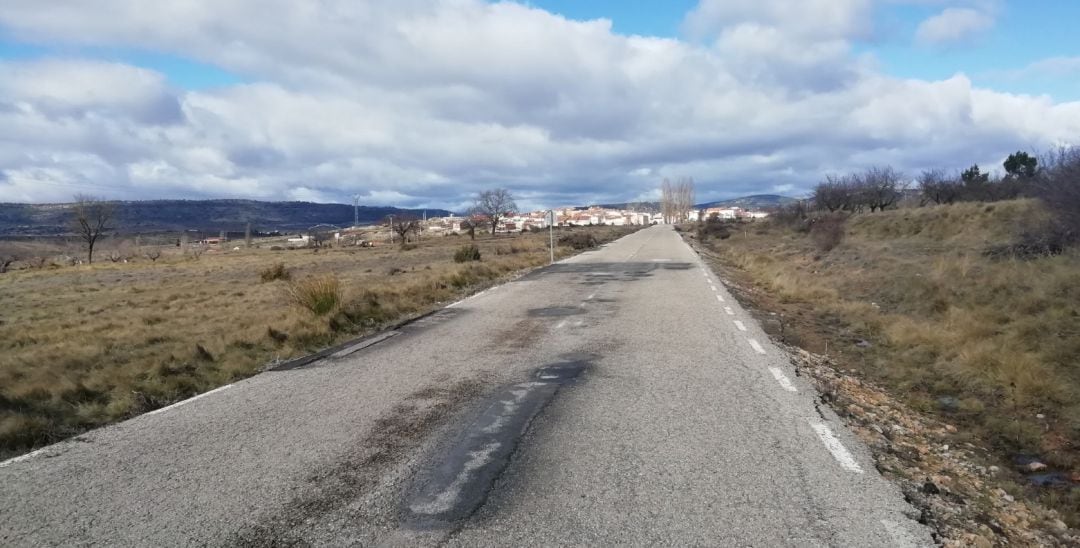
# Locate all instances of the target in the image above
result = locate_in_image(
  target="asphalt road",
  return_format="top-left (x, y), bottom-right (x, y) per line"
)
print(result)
top-left (0, 225), bottom-right (933, 547)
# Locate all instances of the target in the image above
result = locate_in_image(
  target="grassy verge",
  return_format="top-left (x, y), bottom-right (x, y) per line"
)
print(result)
top-left (0, 225), bottom-right (640, 458)
top-left (684, 200), bottom-right (1079, 523)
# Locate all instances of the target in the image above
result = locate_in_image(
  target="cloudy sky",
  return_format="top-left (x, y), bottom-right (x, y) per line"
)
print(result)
top-left (1, 1), bottom-right (1078, 211)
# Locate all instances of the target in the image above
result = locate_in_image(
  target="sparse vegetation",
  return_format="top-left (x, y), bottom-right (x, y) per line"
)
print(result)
top-left (809, 213), bottom-right (846, 252)
top-left (558, 231), bottom-right (599, 250)
top-left (287, 275), bottom-right (343, 316)
top-left (689, 199), bottom-right (1080, 522)
top-left (453, 244), bottom-right (481, 263)
top-left (260, 262), bottom-right (291, 282)
top-left (0, 225), bottom-right (640, 459)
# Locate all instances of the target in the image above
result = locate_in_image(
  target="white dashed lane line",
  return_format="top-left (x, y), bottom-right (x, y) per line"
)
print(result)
top-left (809, 420), bottom-right (864, 474)
top-left (723, 306), bottom-right (735, 316)
top-left (747, 339), bottom-right (766, 355)
top-left (768, 367), bottom-right (797, 392)
top-left (716, 294), bottom-right (725, 303)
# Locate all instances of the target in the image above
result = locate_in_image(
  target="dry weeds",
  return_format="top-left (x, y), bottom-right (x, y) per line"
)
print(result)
top-left (0, 226), bottom-right (638, 458)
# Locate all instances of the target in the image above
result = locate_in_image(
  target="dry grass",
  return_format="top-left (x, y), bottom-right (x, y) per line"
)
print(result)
top-left (0, 226), bottom-right (639, 458)
top-left (694, 200), bottom-right (1080, 519)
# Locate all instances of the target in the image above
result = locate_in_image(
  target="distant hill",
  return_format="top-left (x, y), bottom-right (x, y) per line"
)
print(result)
top-left (597, 194), bottom-right (796, 212)
top-left (694, 194), bottom-right (798, 209)
top-left (0, 199), bottom-right (451, 236)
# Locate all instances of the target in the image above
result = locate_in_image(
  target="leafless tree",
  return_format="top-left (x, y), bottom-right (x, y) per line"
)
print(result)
top-left (390, 214), bottom-right (421, 246)
top-left (813, 175), bottom-right (856, 212)
top-left (918, 169), bottom-right (962, 205)
top-left (70, 194), bottom-right (115, 264)
top-left (473, 189), bottom-right (518, 235)
top-left (1036, 146), bottom-right (1080, 241)
top-left (858, 166), bottom-right (905, 212)
top-left (660, 177), bottom-right (696, 223)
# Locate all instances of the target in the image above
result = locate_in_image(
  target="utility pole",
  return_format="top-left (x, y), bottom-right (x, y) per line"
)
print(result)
top-left (352, 195), bottom-right (361, 228)
top-left (387, 215), bottom-right (395, 244)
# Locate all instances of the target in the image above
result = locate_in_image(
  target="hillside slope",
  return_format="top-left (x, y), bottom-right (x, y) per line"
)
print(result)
top-left (0, 199), bottom-right (451, 236)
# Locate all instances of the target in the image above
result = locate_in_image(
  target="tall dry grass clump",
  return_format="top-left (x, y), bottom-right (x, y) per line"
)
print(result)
top-left (287, 275), bottom-right (342, 316)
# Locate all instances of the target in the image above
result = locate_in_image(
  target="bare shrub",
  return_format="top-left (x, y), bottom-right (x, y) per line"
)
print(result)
top-left (1036, 147), bottom-right (1080, 243)
top-left (0, 254), bottom-right (16, 274)
top-left (144, 249), bottom-right (162, 262)
top-left (260, 262), bottom-right (291, 282)
top-left (809, 214), bottom-right (847, 252)
top-left (453, 244), bottom-right (482, 263)
top-left (287, 275), bottom-right (342, 316)
top-left (697, 217), bottom-right (732, 241)
top-left (558, 232), bottom-right (599, 250)
top-left (918, 169), bottom-right (962, 205)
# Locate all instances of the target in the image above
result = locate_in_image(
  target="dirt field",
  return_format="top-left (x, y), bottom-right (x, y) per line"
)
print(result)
top-left (0, 226), bottom-right (640, 458)
top-left (685, 200), bottom-right (1080, 525)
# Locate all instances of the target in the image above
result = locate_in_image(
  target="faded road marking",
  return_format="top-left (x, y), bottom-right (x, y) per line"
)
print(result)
top-left (769, 367), bottom-right (797, 392)
top-left (748, 339), bottom-right (766, 354)
top-left (716, 294), bottom-right (725, 303)
top-left (709, 285), bottom-right (717, 292)
top-left (555, 320), bottom-right (567, 329)
top-left (809, 420), bottom-right (864, 473)
top-left (733, 320), bottom-right (746, 331)
top-left (146, 384), bottom-right (233, 417)
top-left (724, 306), bottom-right (735, 316)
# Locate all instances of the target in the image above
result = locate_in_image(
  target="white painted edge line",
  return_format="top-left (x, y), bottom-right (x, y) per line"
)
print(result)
top-left (709, 285), bottom-right (717, 292)
top-left (768, 367), bottom-right (798, 392)
top-left (586, 293), bottom-right (596, 300)
top-left (748, 338), bottom-right (766, 355)
top-left (555, 319), bottom-right (567, 329)
top-left (574, 320), bottom-right (585, 327)
top-left (809, 420), bottom-right (864, 474)
top-left (716, 294), bottom-right (725, 303)
top-left (724, 306), bottom-right (735, 316)
top-left (332, 331), bottom-right (400, 358)
top-left (733, 320), bottom-right (747, 331)
top-left (145, 384), bottom-right (234, 417)
top-left (0, 447), bottom-right (49, 468)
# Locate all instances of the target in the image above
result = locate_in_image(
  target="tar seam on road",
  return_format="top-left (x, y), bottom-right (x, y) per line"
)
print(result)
top-left (145, 384), bottom-right (234, 416)
top-left (809, 420), bottom-right (864, 474)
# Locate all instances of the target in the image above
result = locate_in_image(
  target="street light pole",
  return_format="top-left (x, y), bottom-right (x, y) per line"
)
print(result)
top-left (387, 215), bottom-right (395, 244)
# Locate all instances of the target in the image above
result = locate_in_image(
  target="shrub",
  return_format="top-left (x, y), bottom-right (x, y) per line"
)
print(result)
top-left (697, 218), bottom-right (732, 241)
top-left (558, 232), bottom-right (598, 250)
top-left (809, 214), bottom-right (847, 252)
top-left (1036, 147), bottom-right (1080, 245)
top-left (454, 244), bottom-right (482, 263)
top-left (260, 262), bottom-right (291, 282)
top-left (286, 275), bottom-right (342, 316)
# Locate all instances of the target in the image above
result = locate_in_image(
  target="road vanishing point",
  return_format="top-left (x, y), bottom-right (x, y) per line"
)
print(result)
top-left (0, 226), bottom-right (933, 547)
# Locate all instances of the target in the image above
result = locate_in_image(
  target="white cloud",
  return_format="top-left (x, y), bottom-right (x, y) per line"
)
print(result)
top-left (915, 7), bottom-right (995, 47)
top-left (0, 0), bottom-right (1076, 209)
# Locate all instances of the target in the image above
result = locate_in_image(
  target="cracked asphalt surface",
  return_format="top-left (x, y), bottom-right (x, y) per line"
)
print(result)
top-left (0, 226), bottom-right (933, 546)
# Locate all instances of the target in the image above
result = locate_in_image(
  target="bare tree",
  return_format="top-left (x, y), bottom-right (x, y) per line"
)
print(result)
top-left (660, 177), bottom-right (696, 223)
top-left (70, 194), bottom-right (115, 264)
top-left (473, 189), bottom-right (518, 235)
top-left (813, 175), bottom-right (856, 212)
top-left (859, 166), bottom-right (905, 212)
top-left (918, 169), bottom-right (962, 205)
top-left (391, 214), bottom-right (421, 246)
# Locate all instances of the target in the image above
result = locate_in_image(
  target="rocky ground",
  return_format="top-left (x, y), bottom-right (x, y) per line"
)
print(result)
top-left (789, 346), bottom-right (1078, 547)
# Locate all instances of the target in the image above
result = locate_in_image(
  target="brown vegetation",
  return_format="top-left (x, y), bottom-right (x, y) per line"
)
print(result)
top-left (0, 225), bottom-right (640, 458)
top-left (689, 199), bottom-right (1080, 524)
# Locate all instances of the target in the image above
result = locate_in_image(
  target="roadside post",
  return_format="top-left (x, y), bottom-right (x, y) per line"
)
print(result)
top-left (547, 210), bottom-right (555, 264)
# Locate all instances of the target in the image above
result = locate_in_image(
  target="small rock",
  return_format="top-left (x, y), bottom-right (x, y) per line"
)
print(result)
top-left (1036, 413), bottom-right (1046, 419)
top-left (941, 444), bottom-right (950, 452)
top-left (922, 480), bottom-right (940, 495)
top-left (945, 424), bottom-right (957, 433)
top-left (1050, 519), bottom-right (1068, 532)
top-left (988, 465), bottom-right (1000, 474)
top-left (855, 339), bottom-right (872, 348)
top-left (1024, 461), bottom-right (1048, 472)
top-left (936, 396), bottom-right (960, 413)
